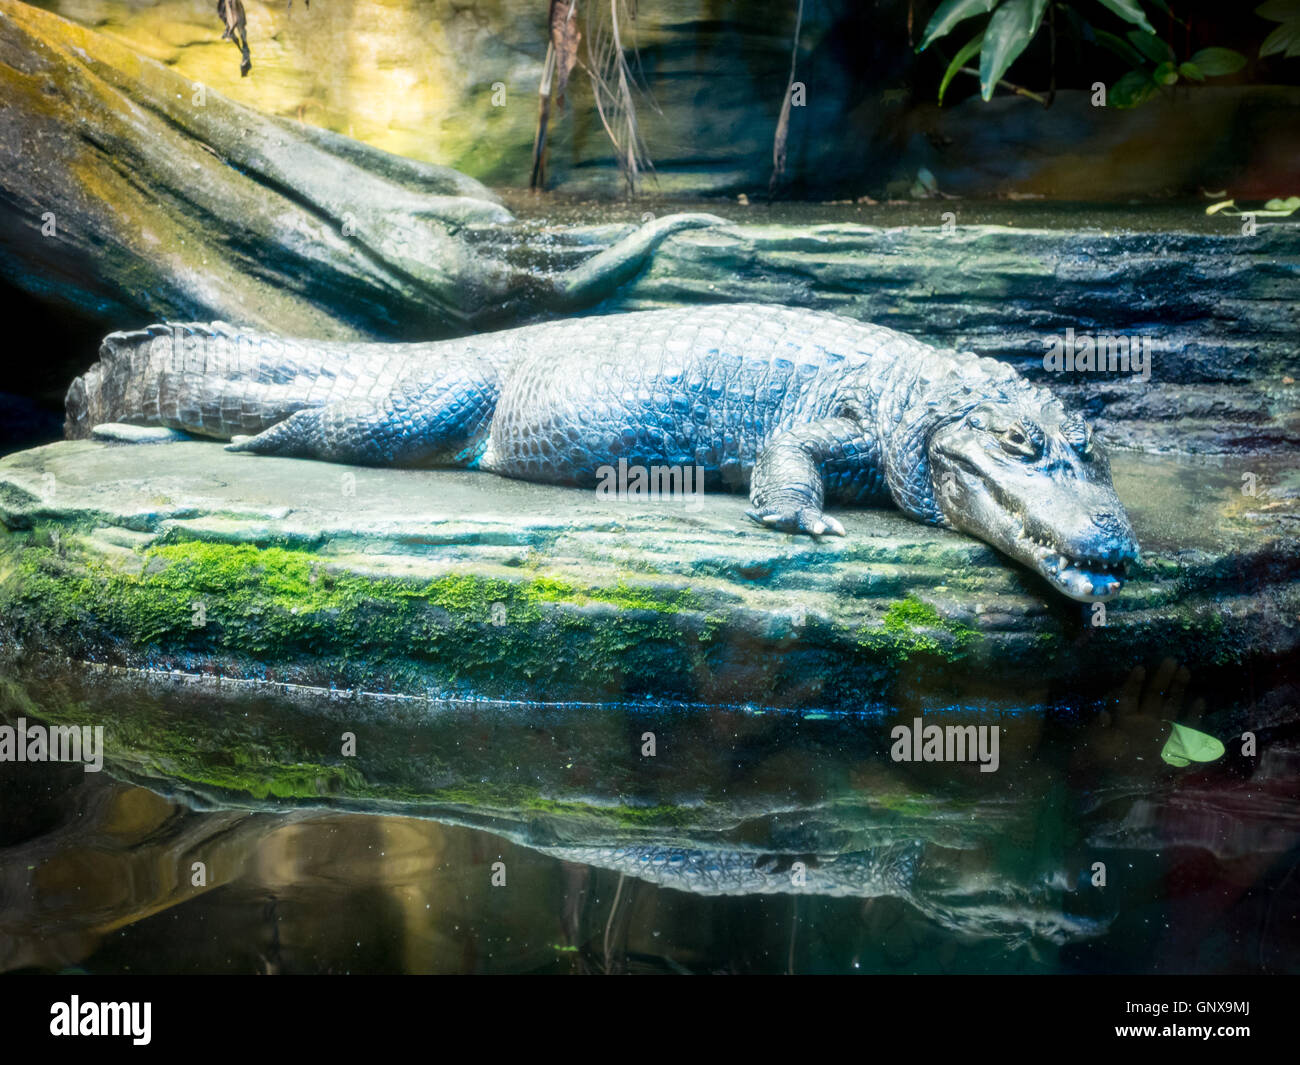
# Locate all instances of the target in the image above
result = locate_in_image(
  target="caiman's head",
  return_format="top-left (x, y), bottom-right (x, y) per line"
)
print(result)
top-left (926, 396), bottom-right (1138, 602)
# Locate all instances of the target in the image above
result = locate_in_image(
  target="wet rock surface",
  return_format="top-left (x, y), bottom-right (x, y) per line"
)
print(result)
top-left (1, 438), bottom-right (1296, 709)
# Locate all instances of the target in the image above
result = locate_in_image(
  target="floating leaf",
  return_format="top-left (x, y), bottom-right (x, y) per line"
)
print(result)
top-left (1189, 47), bottom-right (1247, 75)
top-left (1161, 722), bottom-right (1225, 767)
top-left (1094, 0), bottom-right (1155, 34)
top-left (939, 31), bottom-right (986, 102)
top-left (1205, 199), bottom-right (1237, 215)
top-left (919, 0), bottom-right (1000, 52)
top-left (1178, 61), bottom-right (1205, 81)
top-left (1252, 196), bottom-right (1300, 216)
top-left (1127, 29), bottom-right (1174, 64)
top-left (979, 0), bottom-right (1049, 101)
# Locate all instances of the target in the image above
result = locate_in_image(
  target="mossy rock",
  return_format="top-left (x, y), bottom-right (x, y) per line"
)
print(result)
top-left (1, 438), bottom-right (1297, 713)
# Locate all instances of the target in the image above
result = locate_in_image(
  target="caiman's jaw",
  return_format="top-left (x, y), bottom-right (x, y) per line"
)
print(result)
top-left (928, 401), bottom-right (1139, 603)
top-left (998, 515), bottom-right (1137, 602)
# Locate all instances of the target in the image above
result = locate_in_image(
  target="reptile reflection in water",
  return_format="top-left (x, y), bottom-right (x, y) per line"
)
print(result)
top-left (4, 648), bottom-right (1295, 974)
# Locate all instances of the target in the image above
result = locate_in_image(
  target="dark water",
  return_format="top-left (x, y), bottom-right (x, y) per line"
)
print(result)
top-left (2, 669), bottom-right (1297, 975)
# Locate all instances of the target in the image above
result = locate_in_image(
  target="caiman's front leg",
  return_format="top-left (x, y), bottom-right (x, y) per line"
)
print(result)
top-left (747, 417), bottom-right (869, 537)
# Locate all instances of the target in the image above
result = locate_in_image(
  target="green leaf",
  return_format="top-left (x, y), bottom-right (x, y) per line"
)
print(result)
top-left (1153, 60), bottom-right (1179, 84)
top-left (1109, 68), bottom-right (1157, 107)
top-left (1095, 29), bottom-right (1148, 66)
top-left (1094, 0), bottom-right (1155, 34)
top-left (1189, 47), bottom-right (1247, 75)
top-left (1127, 30), bottom-right (1174, 63)
top-left (1256, 0), bottom-right (1300, 21)
top-left (1161, 722), bottom-right (1225, 767)
top-left (1262, 196), bottom-right (1300, 214)
top-left (1178, 61), bottom-right (1205, 81)
top-left (979, 0), bottom-right (1049, 101)
top-left (919, 0), bottom-right (1000, 51)
top-left (1259, 20), bottom-right (1300, 58)
top-left (939, 31), bottom-right (987, 103)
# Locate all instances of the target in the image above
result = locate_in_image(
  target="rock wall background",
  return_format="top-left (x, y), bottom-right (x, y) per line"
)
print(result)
top-left (35, 0), bottom-right (831, 194)
top-left (29, 0), bottom-right (1300, 198)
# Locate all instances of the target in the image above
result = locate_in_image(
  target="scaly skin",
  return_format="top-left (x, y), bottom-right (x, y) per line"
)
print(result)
top-left (536, 842), bottom-right (922, 899)
top-left (532, 842), bottom-right (1111, 943)
top-left (65, 303), bottom-right (1139, 601)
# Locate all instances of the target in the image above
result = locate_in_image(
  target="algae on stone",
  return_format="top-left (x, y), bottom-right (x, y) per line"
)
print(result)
top-left (1, 439), bottom-right (1296, 712)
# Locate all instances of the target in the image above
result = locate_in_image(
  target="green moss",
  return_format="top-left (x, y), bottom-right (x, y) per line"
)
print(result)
top-left (853, 594), bottom-right (980, 663)
top-left (2, 671), bottom-right (701, 824)
top-left (0, 532), bottom-right (715, 701)
top-left (872, 793), bottom-right (934, 818)
top-left (0, 674), bottom-right (364, 801)
top-left (521, 797), bottom-right (694, 828)
top-left (870, 791), bottom-right (978, 817)
top-left (422, 784), bottom-right (699, 829)
top-left (882, 596), bottom-right (945, 629)
top-left (178, 758), bottom-right (368, 801)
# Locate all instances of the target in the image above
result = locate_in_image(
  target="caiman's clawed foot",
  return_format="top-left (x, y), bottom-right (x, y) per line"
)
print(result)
top-left (747, 417), bottom-right (859, 539)
top-left (746, 505), bottom-right (846, 538)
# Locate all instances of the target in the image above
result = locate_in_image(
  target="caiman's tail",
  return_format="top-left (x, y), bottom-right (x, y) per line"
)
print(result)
top-left (66, 325), bottom-right (167, 439)
top-left (65, 323), bottom-right (390, 441)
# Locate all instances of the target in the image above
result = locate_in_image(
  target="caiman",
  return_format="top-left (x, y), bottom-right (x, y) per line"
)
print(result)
top-left (65, 303), bottom-right (1139, 602)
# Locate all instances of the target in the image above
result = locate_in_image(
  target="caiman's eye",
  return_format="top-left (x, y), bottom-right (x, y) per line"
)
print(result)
top-left (999, 425), bottom-right (1041, 459)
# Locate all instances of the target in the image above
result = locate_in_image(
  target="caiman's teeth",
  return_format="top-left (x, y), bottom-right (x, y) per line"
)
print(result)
top-left (1027, 535), bottom-right (1129, 596)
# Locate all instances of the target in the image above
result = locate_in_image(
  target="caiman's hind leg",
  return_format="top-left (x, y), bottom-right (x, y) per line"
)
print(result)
top-left (225, 376), bottom-right (496, 467)
top-left (747, 418), bottom-right (878, 537)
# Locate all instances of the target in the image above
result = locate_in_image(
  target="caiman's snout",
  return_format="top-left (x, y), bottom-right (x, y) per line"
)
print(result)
top-left (1090, 510), bottom-right (1136, 549)
top-left (928, 400), bottom-right (1139, 603)
top-left (1019, 488), bottom-right (1140, 602)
